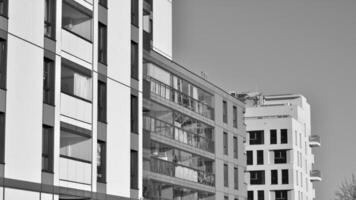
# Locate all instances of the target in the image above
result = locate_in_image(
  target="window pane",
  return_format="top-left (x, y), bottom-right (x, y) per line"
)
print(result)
top-left (43, 58), bottom-right (55, 105)
top-left (223, 101), bottom-right (227, 123)
top-left (257, 150), bottom-right (264, 165)
top-left (271, 170), bottom-right (278, 184)
top-left (98, 81), bottom-right (107, 122)
top-left (270, 129), bottom-right (277, 144)
top-left (224, 164), bottom-right (228, 187)
top-left (44, 0), bottom-right (56, 38)
top-left (131, 41), bottom-right (139, 80)
top-left (233, 106), bottom-right (237, 128)
top-left (247, 151), bottom-right (253, 165)
top-left (223, 132), bottom-right (228, 155)
top-left (97, 140), bottom-right (106, 182)
top-left (233, 137), bottom-right (238, 159)
top-left (249, 130), bottom-right (264, 145)
top-left (234, 167), bottom-right (238, 189)
top-left (60, 125), bottom-right (91, 162)
top-left (281, 129), bottom-right (288, 144)
top-left (0, 38), bottom-right (7, 89)
top-left (282, 169), bottom-right (289, 184)
top-left (131, 95), bottom-right (138, 133)
top-left (62, 0), bottom-right (92, 41)
top-left (131, 0), bottom-right (139, 26)
top-left (0, 0), bottom-right (8, 17)
top-left (0, 112), bottom-right (5, 163)
top-left (131, 150), bottom-right (138, 189)
top-left (99, 0), bottom-right (107, 7)
top-left (42, 125), bottom-right (54, 172)
top-left (98, 23), bottom-right (107, 64)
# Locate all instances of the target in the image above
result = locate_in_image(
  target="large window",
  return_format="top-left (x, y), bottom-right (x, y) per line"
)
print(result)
top-left (98, 81), bottom-right (107, 122)
top-left (61, 60), bottom-right (92, 101)
top-left (233, 106), bottom-right (237, 128)
top-left (131, 150), bottom-right (138, 189)
top-left (42, 125), bottom-right (54, 172)
top-left (275, 191), bottom-right (288, 200)
top-left (44, 0), bottom-right (56, 39)
top-left (62, 0), bottom-right (92, 41)
top-left (223, 100), bottom-right (228, 123)
top-left (281, 129), bottom-right (288, 144)
top-left (0, 0), bottom-right (8, 17)
top-left (257, 150), bottom-right (264, 165)
top-left (131, 41), bottom-right (139, 80)
top-left (282, 169), bottom-right (289, 184)
top-left (258, 191), bottom-right (264, 200)
top-left (0, 38), bottom-right (6, 89)
top-left (131, 0), bottom-right (139, 27)
top-left (224, 163), bottom-right (228, 187)
top-left (249, 130), bottom-right (264, 145)
top-left (234, 167), bottom-right (238, 190)
top-left (97, 140), bottom-right (106, 182)
top-left (247, 191), bottom-right (253, 200)
top-left (0, 112), bottom-right (4, 164)
top-left (270, 129), bottom-right (277, 144)
top-left (271, 170), bottom-right (278, 184)
top-left (233, 136), bottom-right (238, 159)
top-left (247, 151), bottom-right (253, 165)
top-left (250, 170), bottom-right (265, 185)
top-left (98, 23), bottom-right (107, 64)
top-left (274, 150), bottom-right (287, 164)
top-left (43, 58), bottom-right (55, 105)
top-left (60, 122), bottom-right (91, 162)
top-left (131, 95), bottom-right (139, 133)
top-left (223, 132), bottom-right (228, 155)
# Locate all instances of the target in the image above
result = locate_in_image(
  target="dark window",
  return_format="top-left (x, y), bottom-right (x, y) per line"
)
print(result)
top-left (223, 132), bottom-right (228, 155)
top-left (271, 170), bottom-right (278, 184)
top-left (0, 38), bottom-right (7, 89)
top-left (97, 140), bottom-right (106, 182)
top-left (44, 0), bottom-right (56, 39)
top-left (98, 0), bottom-right (107, 7)
top-left (223, 100), bottom-right (228, 123)
top-left (0, 112), bottom-right (5, 163)
top-left (131, 0), bottom-right (139, 26)
top-left (258, 191), bottom-right (264, 200)
top-left (233, 136), bottom-right (238, 159)
top-left (42, 125), bottom-right (54, 172)
top-left (43, 58), bottom-right (55, 105)
top-left (281, 129), bottom-right (288, 144)
top-left (62, 0), bottom-right (93, 41)
top-left (270, 129), bottom-right (277, 144)
top-left (234, 167), bottom-right (238, 190)
top-left (249, 130), bottom-right (264, 145)
top-left (276, 190), bottom-right (288, 200)
top-left (282, 169), bottom-right (289, 184)
top-left (224, 196), bottom-right (228, 200)
top-left (0, 0), bottom-right (8, 17)
top-left (233, 106), bottom-right (237, 128)
top-left (247, 191), bottom-right (254, 200)
top-left (224, 164), bottom-right (228, 187)
top-left (98, 81), bottom-right (107, 122)
top-left (131, 150), bottom-right (138, 189)
top-left (247, 151), bottom-right (253, 165)
top-left (250, 170), bottom-right (265, 185)
top-left (131, 41), bottom-right (139, 80)
top-left (257, 150), bottom-right (264, 165)
top-left (274, 150), bottom-right (287, 164)
top-left (131, 95), bottom-right (138, 133)
top-left (98, 23), bottom-right (107, 64)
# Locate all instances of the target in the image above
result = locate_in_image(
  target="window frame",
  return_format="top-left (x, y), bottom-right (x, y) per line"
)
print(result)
top-left (131, 95), bottom-right (139, 134)
top-left (233, 105), bottom-right (237, 128)
top-left (233, 136), bottom-right (238, 159)
top-left (247, 150), bottom-right (253, 165)
top-left (270, 129), bottom-right (277, 144)
top-left (250, 170), bottom-right (265, 185)
top-left (258, 190), bottom-right (264, 200)
top-left (223, 132), bottom-right (228, 155)
top-left (249, 130), bottom-right (264, 145)
top-left (42, 125), bottom-right (54, 172)
top-left (282, 169), bottom-right (289, 184)
top-left (223, 100), bottom-right (228, 123)
top-left (234, 167), bottom-right (239, 190)
top-left (0, 0), bottom-right (8, 18)
top-left (44, 0), bottom-right (56, 39)
top-left (257, 150), bottom-right (264, 165)
top-left (43, 58), bottom-right (55, 105)
top-left (131, 41), bottom-right (139, 80)
top-left (274, 150), bottom-right (287, 164)
top-left (0, 38), bottom-right (7, 90)
top-left (98, 22), bottom-right (107, 65)
top-left (98, 80), bottom-right (107, 123)
top-left (0, 112), bottom-right (5, 164)
top-left (131, 0), bottom-right (139, 27)
top-left (224, 163), bottom-right (229, 187)
top-left (281, 129), bottom-right (288, 144)
top-left (97, 140), bottom-right (106, 182)
top-left (271, 169), bottom-right (278, 184)
top-left (131, 150), bottom-right (139, 189)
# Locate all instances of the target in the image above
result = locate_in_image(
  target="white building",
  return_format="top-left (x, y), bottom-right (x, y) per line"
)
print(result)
top-left (239, 94), bottom-right (321, 200)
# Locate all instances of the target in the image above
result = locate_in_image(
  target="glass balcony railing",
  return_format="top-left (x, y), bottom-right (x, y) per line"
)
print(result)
top-left (309, 135), bottom-right (321, 147)
top-left (145, 76), bottom-right (215, 120)
top-left (310, 170), bottom-right (322, 181)
top-left (143, 116), bottom-right (215, 153)
top-left (144, 157), bottom-right (215, 187)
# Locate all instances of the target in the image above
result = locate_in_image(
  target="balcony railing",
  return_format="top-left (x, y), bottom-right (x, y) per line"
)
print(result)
top-left (310, 170), bottom-right (322, 181)
top-left (144, 157), bottom-right (215, 187)
top-left (309, 135), bottom-right (321, 147)
top-left (143, 115), bottom-right (215, 153)
top-left (145, 76), bottom-right (215, 120)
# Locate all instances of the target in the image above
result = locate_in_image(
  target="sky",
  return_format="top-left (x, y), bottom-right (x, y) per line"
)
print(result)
top-left (172, 0), bottom-right (356, 199)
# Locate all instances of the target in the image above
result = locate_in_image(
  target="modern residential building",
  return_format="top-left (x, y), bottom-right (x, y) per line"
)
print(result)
top-left (0, 0), bottom-right (143, 199)
top-left (141, 1), bottom-right (247, 199)
top-left (234, 93), bottom-right (321, 200)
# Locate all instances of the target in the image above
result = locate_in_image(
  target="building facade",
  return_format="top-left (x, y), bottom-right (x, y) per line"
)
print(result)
top-left (239, 94), bottom-right (321, 200)
top-left (0, 0), bottom-right (143, 199)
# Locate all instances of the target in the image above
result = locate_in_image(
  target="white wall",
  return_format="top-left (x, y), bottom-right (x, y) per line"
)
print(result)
top-left (153, 0), bottom-right (172, 59)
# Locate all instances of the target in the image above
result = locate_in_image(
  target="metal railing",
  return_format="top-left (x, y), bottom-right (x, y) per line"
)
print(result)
top-left (145, 76), bottom-right (215, 120)
top-left (309, 135), bottom-right (321, 143)
top-left (143, 116), bottom-right (215, 153)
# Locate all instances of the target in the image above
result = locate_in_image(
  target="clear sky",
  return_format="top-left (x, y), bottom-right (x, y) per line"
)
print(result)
top-left (172, 0), bottom-right (356, 199)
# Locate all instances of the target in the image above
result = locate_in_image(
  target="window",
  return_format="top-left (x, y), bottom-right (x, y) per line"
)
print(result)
top-left (62, 0), bottom-right (92, 41)
top-left (61, 60), bottom-right (92, 101)
top-left (131, 150), bottom-right (138, 189)
top-left (223, 100), bottom-right (228, 123)
top-left (224, 196), bottom-right (228, 200)
top-left (131, 0), bottom-right (139, 26)
top-left (258, 191), bottom-right (264, 200)
top-left (281, 129), bottom-right (288, 144)
top-left (44, 0), bottom-right (56, 39)
top-left (97, 140), bottom-right (106, 182)
top-left (223, 132), bottom-right (228, 155)
top-left (276, 190), bottom-right (288, 200)
top-left (250, 170), bottom-right (265, 185)
top-left (247, 151), bottom-right (253, 165)
top-left (248, 191), bottom-right (254, 200)
top-left (43, 58), bottom-right (55, 105)
top-left (0, 112), bottom-right (5, 164)
top-left (98, 81), bottom-right (107, 122)
top-left (224, 163), bottom-right (228, 187)
top-left (98, 23), bottom-right (107, 64)
top-left (131, 41), bottom-right (139, 80)
top-left (257, 150), bottom-right (263, 165)
top-left (42, 125), bottom-right (54, 172)
top-left (233, 106), bottom-right (237, 128)
top-left (98, 0), bottom-right (107, 7)
top-left (271, 170), bottom-right (278, 184)
top-left (60, 122), bottom-right (91, 162)
top-left (131, 95), bottom-right (138, 133)
top-left (0, 38), bottom-right (6, 89)
top-left (274, 150), bottom-right (287, 164)
top-left (270, 129), bottom-right (277, 144)
top-left (249, 130), bottom-right (264, 145)
top-left (282, 169), bottom-right (289, 184)
top-left (0, 0), bottom-right (8, 17)
top-left (233, 136), bottom-right (238, 159)
top-left (234, 167), bottom-right (238, 190)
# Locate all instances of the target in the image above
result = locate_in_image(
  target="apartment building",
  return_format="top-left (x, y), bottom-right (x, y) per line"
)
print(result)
top-left (0, 0), bottom-right (143, 199)
top-left (141, 1), bottom-right (247, 199)
top-left (235, 94), bottom-right (321, 200)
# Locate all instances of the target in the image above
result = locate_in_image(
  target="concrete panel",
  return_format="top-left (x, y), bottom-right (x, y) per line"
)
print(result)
top-left (61, 30), bottom-right (93, 63)
top-left (41, 192), bottom-right (53, 200)
top-left (0, 90), bottom-right (5, 112)
top-left (59, 157), bottom-right (91, 185)
top-left (153, 0), bottom-right (172, 59)
top-left (43, 104), bottom-right (55, 126)
top-left (5, 188), bottom-right (40, 200)
top-left (60, 93), bottom-right (92, 124)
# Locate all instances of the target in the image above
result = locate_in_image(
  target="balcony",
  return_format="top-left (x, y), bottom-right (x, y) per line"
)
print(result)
top-left (144, 157), bottom-right (215, 187)
top-left (310, 170), bottom-right (322, 182)
top-left (145, 76), bottom-right (215, 120)
top-left (143, 116), bottom-right (215, 153)
top-left (309, 135), bottom-right (321, 147)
